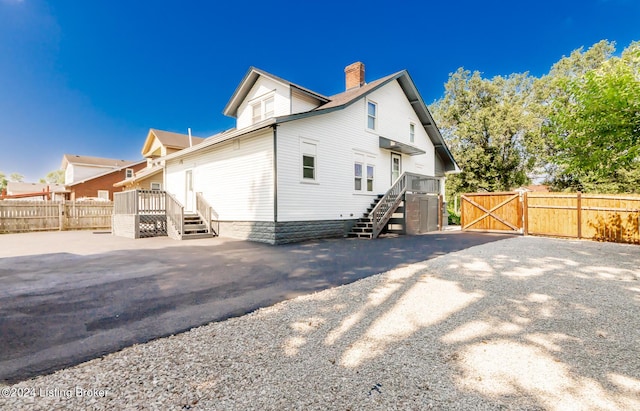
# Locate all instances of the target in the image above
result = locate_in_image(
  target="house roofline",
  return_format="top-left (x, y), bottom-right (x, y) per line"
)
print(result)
top-left (67, 159), bottom-right (146, 187)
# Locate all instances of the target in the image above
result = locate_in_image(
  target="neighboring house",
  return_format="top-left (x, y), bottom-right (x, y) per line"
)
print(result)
top-left (67, 159), bottom-right (147, 200)
top-left (156, 62), bottom-right (458, 244)
top-left (3, 182), bottom-right (69, 201)
top-left (62, 154), bottom-right (137, 185)
top-left (114, 129), bottom-right (204, 190)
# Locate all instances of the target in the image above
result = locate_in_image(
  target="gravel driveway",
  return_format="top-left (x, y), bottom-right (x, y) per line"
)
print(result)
top-left (1, 236), bottom-right (639, 410)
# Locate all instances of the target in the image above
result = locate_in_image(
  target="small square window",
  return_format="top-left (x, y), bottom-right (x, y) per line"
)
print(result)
top-left (367, 101), bottom-right (377, 130)
top-left (97, 190), bottom-right (109, 200)
top-left (151, 182), bottom-right (162, 190)
top-left (303, 155), bottom-right (315, 180)
top-left (125, 168), bottom-right (134, 179)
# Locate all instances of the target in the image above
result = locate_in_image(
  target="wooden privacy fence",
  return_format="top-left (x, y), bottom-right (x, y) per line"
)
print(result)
top-left (462, 192), bottom-right (640, 244)
top-left (0, 200), bottom-right (113, 233)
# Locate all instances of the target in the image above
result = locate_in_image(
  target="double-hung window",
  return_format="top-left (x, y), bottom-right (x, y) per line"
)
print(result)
top-left (301, 139), bottom-right (317, 181)
top-left (125, 168), bottom-right (134, 179)
top-left (354, 153), bottom-right (375, 192)
top-left (367, 101), bottom-right (377, 130)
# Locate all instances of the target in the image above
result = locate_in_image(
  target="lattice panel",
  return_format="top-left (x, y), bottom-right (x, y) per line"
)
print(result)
top-left (138, 215), bottom-right (167, 238)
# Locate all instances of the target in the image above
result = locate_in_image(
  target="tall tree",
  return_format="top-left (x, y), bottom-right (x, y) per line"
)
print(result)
top-left (431, 68), bottom-right (542, 195)
top-left (546, 42), bottom-right (640, 192)
top-left (41, 169), bottom-right (65, 184)
top-left (8, 173), bottom-right (24, 183)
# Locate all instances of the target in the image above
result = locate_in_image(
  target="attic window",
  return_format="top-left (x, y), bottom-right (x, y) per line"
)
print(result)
top-left (251, 95), bottom-right (275, 124)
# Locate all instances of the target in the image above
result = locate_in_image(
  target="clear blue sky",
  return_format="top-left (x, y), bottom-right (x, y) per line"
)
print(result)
top-left (1, 0), bottom-right (638, 181)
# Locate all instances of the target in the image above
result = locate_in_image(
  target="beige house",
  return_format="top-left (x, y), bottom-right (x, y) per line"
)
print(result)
top-left (114, 129), bottom-right (204, 190)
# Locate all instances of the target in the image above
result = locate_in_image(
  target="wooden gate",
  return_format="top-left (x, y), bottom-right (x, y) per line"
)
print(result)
top-left (461, 192), bottom-right (523, 233)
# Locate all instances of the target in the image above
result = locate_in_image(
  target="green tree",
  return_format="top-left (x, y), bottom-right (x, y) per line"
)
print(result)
top-left (431, 68), bottom-right (543, 196)
top-left (9, 173), bottom-right (24, 183)
top-left (0, 172), bottom-right (7, 193)
top-left (40, 169), bottom-right (65, 184)
top-left (547, 42), bottom-right (640, 193)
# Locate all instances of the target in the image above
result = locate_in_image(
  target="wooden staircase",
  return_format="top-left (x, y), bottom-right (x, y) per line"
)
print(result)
top-left (182, 213), bottom-right (214, 239)
top-left (348, 194), bottom-right (406, 239)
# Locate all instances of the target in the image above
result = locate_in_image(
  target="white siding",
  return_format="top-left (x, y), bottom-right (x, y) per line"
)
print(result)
top-left (237, 77), bottom-right (291, 130)
top-left (291, 89), bottom-right (322, 114)
top-left (65, 165), bottom-right (112, 184)
top-left (165, 129), bottom-right (274, 221)
top-left (276, 79), bottom-right (437, 222)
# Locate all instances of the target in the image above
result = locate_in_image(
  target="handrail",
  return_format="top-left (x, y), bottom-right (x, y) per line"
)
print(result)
top-left (165, 191), bottom-right (184, 240)
top-left (113, 190), bottom-right (138, 214)
top-left (368, 172), bottom-right (441, 238)
top-left (369, 173), bottom-right (408, 238)
top-left (195, 192), bottom-right (214, 235)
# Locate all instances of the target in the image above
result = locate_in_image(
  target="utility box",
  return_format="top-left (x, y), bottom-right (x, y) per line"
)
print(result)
top-left (405, 193), bottom-right (440, 235)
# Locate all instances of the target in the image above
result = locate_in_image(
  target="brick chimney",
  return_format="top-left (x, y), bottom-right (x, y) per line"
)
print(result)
top-left (345, 62), bottom-right (365, 90)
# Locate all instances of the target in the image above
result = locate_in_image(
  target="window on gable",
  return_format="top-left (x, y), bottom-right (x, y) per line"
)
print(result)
top-left (125, 168), bottom-right (134, 179)
top-left (367, 101), bottom-right (377, 130)
top-left (264, 97), bottom-right (274, 119)
top-left (151, 182), bottom-right (162, 190)
top-left (251, 94), bottom-right (276, 125)
top-left (410, 123), bottom-right (415, 143)
top-left (252, 102), bottom-right (261, 124)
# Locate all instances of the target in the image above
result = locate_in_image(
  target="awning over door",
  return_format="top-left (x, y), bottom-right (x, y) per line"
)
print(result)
top-left (379, 136), bottom-right (426, 156)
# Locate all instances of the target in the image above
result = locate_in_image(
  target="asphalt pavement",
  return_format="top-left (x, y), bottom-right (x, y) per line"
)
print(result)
top-left (0, 230), bottom-right (511, 382)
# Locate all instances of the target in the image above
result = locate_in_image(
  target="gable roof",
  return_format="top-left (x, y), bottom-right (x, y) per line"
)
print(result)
top-left (141, 129), bottom-right (205, 157)
top-left (66, 159), bottom-right (146, 187)
top-left (223, 67), bottom-right (330, 118)
top-left (61, 154), bottom-right (137, 170)
top-left (170, 67), bottom-right (459, 172)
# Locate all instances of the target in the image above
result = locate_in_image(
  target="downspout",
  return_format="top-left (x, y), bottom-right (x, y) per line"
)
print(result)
top-left (273, 124), bottom-right (278, 223)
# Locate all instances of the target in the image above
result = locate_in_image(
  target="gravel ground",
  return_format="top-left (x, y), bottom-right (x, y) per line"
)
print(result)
top-left (1, 236), bottom-right (639, 410)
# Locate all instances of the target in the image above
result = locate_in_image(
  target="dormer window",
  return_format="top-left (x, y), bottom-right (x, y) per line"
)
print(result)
top-left (251, 95), bottom-right (275, 124)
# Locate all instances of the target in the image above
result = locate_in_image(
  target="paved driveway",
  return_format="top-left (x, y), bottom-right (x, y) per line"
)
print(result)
top-left (0, 230), bottom-right (511, 382)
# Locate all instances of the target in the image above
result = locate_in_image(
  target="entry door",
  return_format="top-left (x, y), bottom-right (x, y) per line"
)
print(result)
top-left (391, 153), bottom-right (402, 184)
top-left (185, 169), bottom-right (194, 212)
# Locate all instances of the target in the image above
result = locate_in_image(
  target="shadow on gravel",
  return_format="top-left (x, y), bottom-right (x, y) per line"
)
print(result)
top-left (272, 238), bottom-right (640, 409)
top-left (0, 231), bottom-right (510, 383)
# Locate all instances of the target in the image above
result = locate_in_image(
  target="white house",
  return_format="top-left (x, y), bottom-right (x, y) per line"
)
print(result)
top-left (159, 62), bottom-right (458, 244)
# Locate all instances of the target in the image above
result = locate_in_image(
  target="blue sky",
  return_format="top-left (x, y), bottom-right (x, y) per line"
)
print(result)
top-left (1, 0), bottom-right (638, 181)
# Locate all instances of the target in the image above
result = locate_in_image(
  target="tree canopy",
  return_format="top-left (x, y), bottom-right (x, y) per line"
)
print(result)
top-left (432, 40), bottom-right (640, 196)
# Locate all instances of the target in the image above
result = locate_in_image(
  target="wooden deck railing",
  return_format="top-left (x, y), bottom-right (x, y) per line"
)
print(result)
top-left (113, 190), bottom-right (138, 214)
top-left (369, 172), bottom-right (441, 239)
top-left (166, 191), bottom-right (184, 240)
top-left (196, 192), bottom-right (217, 236)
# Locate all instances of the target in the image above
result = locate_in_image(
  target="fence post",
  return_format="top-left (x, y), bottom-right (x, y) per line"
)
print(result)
top-left (523, 192), bottom-right (529, 235)
top-left (577, 192), bottom-right (582, 239)
top-left (59, 199), bottom-right (65, 231)
top-left (438, 194), bottom-right (443, 231)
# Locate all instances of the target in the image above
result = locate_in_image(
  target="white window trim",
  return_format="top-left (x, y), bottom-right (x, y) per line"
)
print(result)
top-left (97, 190), bottom-right (109, 200)
top-left (366, 99), bottom-right (378, 131)
top-left (150, 182), bottom-right (162, 190)
top-left (125, 168), bottom-right (134, 179)
top-left (409, 123), bottom-right (415, 143)
top-left (300, 138), bottom-right (319, 183)
top-left (353, 152), bottom-right (376, 193)
top-left (249, 91), bottom-right (276, 124)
